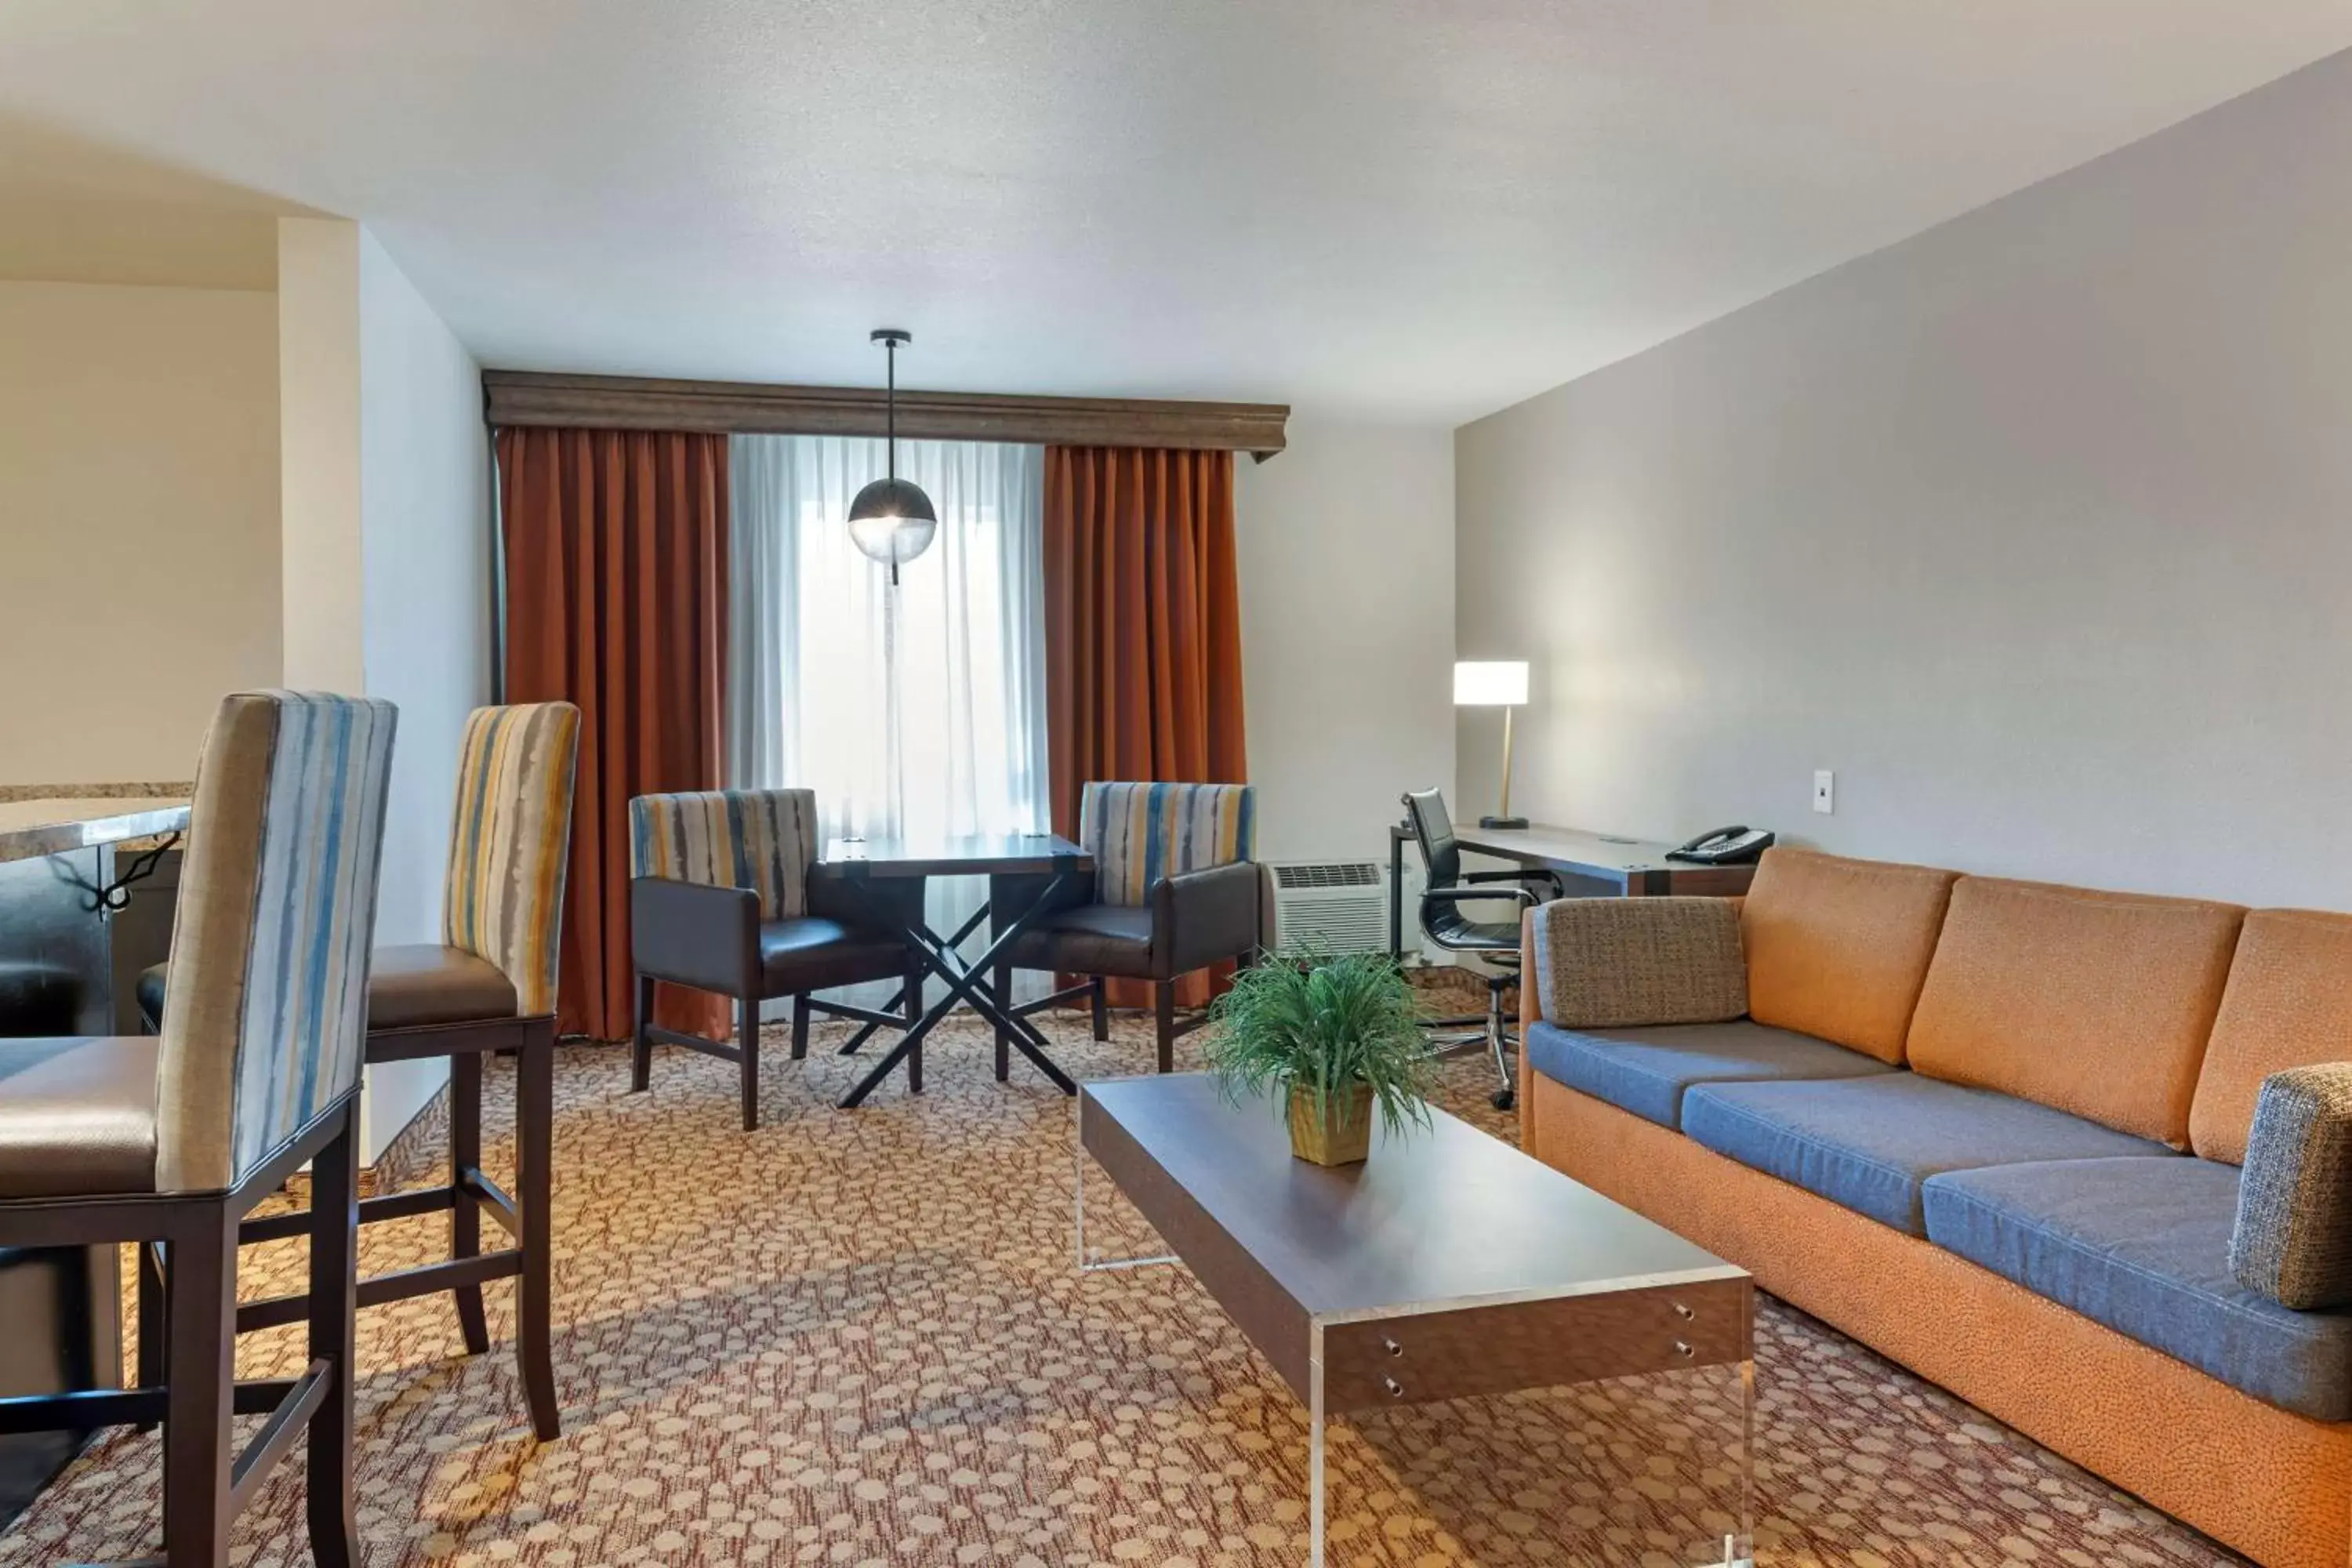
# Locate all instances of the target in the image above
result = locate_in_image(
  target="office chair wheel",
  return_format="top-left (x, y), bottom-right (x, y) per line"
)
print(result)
top-left (1491, 1086), bottom-right (1515, 1112)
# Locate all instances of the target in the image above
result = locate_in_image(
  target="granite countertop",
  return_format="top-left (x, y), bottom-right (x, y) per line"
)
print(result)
top-left (0, 795), bottom-right (192, 866)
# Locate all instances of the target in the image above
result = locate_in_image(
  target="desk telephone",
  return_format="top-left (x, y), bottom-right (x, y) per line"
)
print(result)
top-left (1665, 826), bottom-right (1776, 865)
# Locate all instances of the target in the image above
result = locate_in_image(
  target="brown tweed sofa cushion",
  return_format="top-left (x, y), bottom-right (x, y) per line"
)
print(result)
top-left (1532, 897), bottom-right (1746, 1029)
top-left (2231, 1063), bottom-right (2352, 1310)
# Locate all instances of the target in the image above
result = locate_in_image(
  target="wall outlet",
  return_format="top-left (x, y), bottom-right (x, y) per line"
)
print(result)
top-left (1813, 770), bottom-right (1835, 815)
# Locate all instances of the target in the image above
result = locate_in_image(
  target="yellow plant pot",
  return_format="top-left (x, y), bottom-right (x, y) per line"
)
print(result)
top-left (1287, 1083), bottom-right (1375, 1167)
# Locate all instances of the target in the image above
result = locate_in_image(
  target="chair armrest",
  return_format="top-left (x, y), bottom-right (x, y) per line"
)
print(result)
top-left (1526, 896), bottom-right (1747, 1029)
top-left (2231, 1064), bottom-right (2352, 1310)
top-left (1425, 884), bottom-right (1538, 909)
top-left (630, 876), bottom-right (757, 995)
top-left (1464, 866), bottom-right (1566, 895)
top-left (1155, 861), bottom-right (1264, 977)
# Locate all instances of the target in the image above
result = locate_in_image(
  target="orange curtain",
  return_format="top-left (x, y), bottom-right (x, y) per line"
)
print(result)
top-left (1044, 446), bottom-right (1248, 1008)
top-left (498, 427), bottom-right (731, 1042)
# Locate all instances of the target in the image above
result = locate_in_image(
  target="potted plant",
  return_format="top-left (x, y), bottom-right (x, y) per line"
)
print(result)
top-left (1204, 949), bottom-right (1438, 1166)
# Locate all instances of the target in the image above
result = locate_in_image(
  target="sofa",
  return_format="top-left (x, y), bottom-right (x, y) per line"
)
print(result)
top-left (1515, 847), bottom-right (2352, 1568)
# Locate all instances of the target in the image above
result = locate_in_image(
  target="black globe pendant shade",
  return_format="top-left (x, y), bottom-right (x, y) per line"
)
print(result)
top-left (848, 328), bottom-right (938, 584)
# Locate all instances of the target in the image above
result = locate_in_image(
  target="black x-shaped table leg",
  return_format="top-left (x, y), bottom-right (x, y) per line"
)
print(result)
top-left (836, 905), bottom-right (990, 1057)
top-left (838, 873), bottom-right (1079, 1109)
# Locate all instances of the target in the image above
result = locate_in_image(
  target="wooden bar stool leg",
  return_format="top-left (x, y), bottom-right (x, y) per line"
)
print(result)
top-left (449, 1051), bottom-right (492, 1356)
top-left (136, 1240), bottom-right (167, 1428)
top-left (307, 1105), bottom-right (361, 1568)
top-left (739, 993), bottom-right (761, 1131)
top-left (515, 1022), bottom-right (561, 1441)
top-left (162, 1206), bottom-right (235, 1568)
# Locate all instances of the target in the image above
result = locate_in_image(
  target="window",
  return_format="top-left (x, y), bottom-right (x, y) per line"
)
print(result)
top-left (729, 435), bottom-right (1048, 996)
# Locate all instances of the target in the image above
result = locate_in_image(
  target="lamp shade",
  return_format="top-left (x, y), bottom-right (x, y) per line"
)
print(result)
top-left (848, 476), bottom-right (938, 567)
top-left (1453, 660), bottom-right (1529, 707)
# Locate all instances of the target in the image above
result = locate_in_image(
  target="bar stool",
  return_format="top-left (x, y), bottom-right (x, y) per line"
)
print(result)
top-left (628, 788), bottom-right (923, 1131)
top-left (138, 702), bottom-right (580, 1442)
top-left (0, 689), bottom-right (397, 1567)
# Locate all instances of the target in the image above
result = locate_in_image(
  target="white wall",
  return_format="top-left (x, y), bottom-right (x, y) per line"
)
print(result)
top-left (276, 218), bottom-right (365, 691)
top-left (278, 217), bottom-right (492, 1158)
top-left (1455, 49), bottom-right (2352, 910)
top-left (355, 230), bottom-right (494, 1152)
top-left (1238, 421), bottom-right (1455, 868)
top-left (0, 280), bottom-right (278, 782)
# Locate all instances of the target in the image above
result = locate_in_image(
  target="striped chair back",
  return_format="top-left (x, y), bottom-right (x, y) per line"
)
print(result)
top-left (443, 702), bottom-right (582, 1016)
top-left (1080, 782), bottom-right (1256, 908)
top-left (629, 789), bottom-right (818, 920)
top-left (154, 691), bottom-right (398, 1192)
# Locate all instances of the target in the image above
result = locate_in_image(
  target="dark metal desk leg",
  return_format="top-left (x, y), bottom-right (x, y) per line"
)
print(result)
top-left (1388, 826), bottom-right (1406, 964)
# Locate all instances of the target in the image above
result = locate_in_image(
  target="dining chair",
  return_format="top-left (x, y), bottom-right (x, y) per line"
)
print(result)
top-left (628, 788), bottom-right (923, 1130)
top-left (990, 781), bottom-right (1265, 1073)
top-left (137, 701), bottom-right (581, 1441)
top-left (0, 688), bottom-right (396, 1567)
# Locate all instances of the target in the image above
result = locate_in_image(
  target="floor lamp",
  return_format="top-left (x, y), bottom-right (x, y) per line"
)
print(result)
top-left (1454, 660), bottom-right (1530, 829)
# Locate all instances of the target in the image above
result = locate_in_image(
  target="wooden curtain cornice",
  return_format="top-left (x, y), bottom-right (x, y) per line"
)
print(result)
top-left (482, 369), bottom-right (1289, 460)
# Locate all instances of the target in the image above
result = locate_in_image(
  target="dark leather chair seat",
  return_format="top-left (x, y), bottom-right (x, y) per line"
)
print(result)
top-left (1001, 903), bottom-right (1156, 978)
top-left (759, 917), bottom-right (907, 992)
top-left (367, 946), bottom-right (519, 1029)
top-left (143, 945), bottom-right (520, 1036)
top-left (0, 1036), bottom-right (158, 1198)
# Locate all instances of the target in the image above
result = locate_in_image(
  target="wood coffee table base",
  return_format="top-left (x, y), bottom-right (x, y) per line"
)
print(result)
top-left (1075, 1076), bottom-right (1756, 1567)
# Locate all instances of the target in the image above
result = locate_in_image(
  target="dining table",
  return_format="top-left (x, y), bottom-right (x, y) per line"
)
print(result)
top-left (821, 831), bottom-right (1090, 1109)
top-left (0, 793), bottom-right (190, 1524)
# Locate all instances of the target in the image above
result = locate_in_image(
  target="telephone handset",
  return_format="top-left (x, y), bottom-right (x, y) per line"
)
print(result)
top-left (1665, 826), bottom-right (1776, 866)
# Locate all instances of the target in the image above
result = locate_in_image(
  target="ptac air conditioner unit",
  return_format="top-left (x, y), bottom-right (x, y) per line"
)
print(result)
top-left (1266, 858), bottom-right (1415, 957)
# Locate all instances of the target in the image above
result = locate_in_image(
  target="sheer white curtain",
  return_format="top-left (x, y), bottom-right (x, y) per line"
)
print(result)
top-left (730, 434), bottom-right (1049, 1004)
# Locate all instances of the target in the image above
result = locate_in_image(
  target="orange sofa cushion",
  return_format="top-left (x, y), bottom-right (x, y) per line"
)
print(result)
top-left (1739, 848), bottom-right (1957, 1064)
top-left (2191, 909), bottom-right (2352, 1165)
top-left (1907, 877), bottom-right (2243, 1148)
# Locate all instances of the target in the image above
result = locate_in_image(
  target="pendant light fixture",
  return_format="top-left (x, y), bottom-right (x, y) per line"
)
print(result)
top-left (847, 327), bottom-right (938, 585)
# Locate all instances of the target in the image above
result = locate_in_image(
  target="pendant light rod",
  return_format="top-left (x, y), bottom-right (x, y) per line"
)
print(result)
top-left (871, 328), bottom-right (909, 485)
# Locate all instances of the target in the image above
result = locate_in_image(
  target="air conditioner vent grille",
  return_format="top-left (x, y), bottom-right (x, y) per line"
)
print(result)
top-left (1273, 861), bottom-right (1381, 891)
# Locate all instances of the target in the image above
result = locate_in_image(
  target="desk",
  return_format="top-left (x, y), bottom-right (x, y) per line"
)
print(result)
top-left (1388, 820), bottom-right (1757, 961)
top-left (822, 833), bottom-right (1090, 1109)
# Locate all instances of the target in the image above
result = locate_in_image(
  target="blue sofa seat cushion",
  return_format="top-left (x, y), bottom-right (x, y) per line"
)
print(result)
top-left (1923, 1157), bottom-right (2352, 1422)
top-left (1523, 1018), bottom-right (1896, 1130)
top-left (1681, 1073), bottom-right (2173, 1236)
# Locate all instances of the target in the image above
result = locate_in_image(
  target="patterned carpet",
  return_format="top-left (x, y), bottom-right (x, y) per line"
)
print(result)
top-left (1, 1008), bottom-right (2249, 1567)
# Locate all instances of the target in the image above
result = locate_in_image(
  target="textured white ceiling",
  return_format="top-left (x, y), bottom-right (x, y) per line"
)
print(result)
top-left (2, 2), bottom-right (2347, 420)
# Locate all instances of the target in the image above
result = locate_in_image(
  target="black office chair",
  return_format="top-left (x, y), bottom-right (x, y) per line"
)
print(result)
top-left (1402, 788), bottom-right (1561, 1110)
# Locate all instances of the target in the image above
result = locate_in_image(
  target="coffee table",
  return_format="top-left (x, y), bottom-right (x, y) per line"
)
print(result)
top-left (1076, 1073), bottom-right (1755, 1566)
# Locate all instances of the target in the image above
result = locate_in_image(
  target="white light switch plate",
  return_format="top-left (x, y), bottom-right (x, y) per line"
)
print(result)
top-left (1813, 770), bottom-right (1835, 815)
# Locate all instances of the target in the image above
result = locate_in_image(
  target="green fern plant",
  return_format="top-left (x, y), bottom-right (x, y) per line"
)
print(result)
top-left (1204, 948), bottom-right (1438, 1137)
